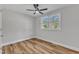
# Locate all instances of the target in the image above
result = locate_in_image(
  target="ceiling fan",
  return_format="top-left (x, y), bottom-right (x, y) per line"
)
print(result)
top-left (26, 4), bottom-right (48, 15)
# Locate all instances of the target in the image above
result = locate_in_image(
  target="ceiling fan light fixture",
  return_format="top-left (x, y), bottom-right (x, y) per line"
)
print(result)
top-left (36, 11), bottom-right (39, 13)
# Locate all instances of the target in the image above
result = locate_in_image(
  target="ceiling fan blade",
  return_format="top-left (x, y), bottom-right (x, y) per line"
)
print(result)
top-left (40, 8), bottom-right (48, 11)
top-left (26, 9), bottom-right (34, 11)
top-left (39, 11), bottom-right (43, 14)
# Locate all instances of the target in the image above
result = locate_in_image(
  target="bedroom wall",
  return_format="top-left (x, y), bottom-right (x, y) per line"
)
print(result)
top-left (2, 9), bottom-right (35, 46)
top-left (35, 5), bottom-right (79, 50)
top-left (0, 11), bottom-right (2, 47)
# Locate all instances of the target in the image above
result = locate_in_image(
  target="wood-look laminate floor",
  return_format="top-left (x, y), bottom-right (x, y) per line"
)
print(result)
top-left (2, 38), bottom-right (79, 54)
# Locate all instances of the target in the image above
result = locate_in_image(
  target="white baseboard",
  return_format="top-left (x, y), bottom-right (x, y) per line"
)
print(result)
top-left (35, 36), bottom-right (79, 51)
top-left (1, 36), bottom-right (33, 47)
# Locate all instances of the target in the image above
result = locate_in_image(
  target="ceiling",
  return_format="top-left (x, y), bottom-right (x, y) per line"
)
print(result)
top-left (1, 4), bottom-right (70, 16)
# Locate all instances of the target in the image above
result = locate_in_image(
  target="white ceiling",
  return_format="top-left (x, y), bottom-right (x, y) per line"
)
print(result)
top-left (1, 4), bottom-right (70, 16)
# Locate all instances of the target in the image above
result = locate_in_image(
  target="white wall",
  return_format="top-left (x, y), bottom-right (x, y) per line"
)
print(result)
top-left (2, 9), bottom-right (35, 45)
top-left (0, 11), bottom-right (2, 53)
top-left (0, 11), bottom-right (2, 46)
top-left (35, 5), bottom-right (79, 50)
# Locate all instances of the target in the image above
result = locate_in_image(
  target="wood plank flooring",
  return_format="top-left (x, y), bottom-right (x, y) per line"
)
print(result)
top-left (2, 38), bottom-right (79, 54)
